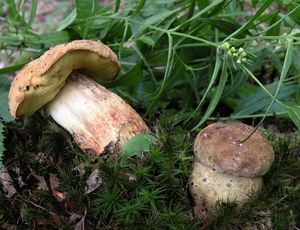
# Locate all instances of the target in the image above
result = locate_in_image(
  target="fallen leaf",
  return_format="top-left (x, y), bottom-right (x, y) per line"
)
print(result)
top-left (69, 213), bottom-right (82, 224)
top-left (0, 169), bottom-right (18, 198)
top-left (74, 209), bottom-right (87, 230)
top-left (30, 169), bottom-right (49, 191)
top-left (85, 169), bottom-right (102, 195)
top-left (14, 167), bottom-right (26, 188)
top-left (49, 173), bottom-right (66, 201)
top-left (0, 223), bottom-right (17, 230)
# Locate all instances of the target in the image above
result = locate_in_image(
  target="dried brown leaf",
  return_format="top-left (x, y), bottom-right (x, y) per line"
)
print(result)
top-left (85, 169), bottom-right (102, 195)
top-left (50, 173), bottom-right (66, 201)
top-left (0, 170), bottom-right (18, 198)
top-left (74, 209), bottom-right (87, 230)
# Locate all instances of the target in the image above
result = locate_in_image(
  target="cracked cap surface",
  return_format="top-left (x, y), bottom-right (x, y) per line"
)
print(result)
top-left (194, 121), bottom-right (274, 177)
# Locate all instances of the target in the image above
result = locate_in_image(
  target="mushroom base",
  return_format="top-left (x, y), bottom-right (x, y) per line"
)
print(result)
top-left (47, 72), bottom-right (148, 156)
top-left (189, 162), bottom-right (263, 217)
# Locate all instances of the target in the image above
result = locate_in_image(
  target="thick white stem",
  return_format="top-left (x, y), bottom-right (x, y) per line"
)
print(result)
top-left (47, 72), bottom-right (148, 156)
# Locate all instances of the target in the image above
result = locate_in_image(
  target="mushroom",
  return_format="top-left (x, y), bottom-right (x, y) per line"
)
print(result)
top-left (189, 121), bottom-right (274, 216)
top-left (8, 40), bottom-right (149, 156)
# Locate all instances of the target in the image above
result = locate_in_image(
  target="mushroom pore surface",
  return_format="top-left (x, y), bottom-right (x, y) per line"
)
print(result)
top-left (47, 73), bottom-right (149, 156)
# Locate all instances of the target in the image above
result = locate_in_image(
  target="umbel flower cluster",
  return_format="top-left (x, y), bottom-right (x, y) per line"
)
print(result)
top-left (220, 42), bottom-right (247, 64)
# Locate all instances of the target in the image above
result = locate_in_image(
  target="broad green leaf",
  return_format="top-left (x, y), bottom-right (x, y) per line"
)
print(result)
top-left (234, 83), bottom-right (296, 116)
top-left (0, 91), bottom-right (14, 122)
top-left (122, 134), bottom-right (157, 159)
top-left (115, 62), bottom-right (142, 86)
top-left (0, 77), bottom-right (13, 122)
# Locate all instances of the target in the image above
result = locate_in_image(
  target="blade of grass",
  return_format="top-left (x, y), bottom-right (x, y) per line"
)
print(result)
top-left (6, 0), bottom-right (27, 27)
top-left (55, 8), bottom-right (76, 32)
top-left (192, 57), bottom-right (228, 131)
top-left (26, 0), bottom-right (37, 31)
top-left (208, 111), bottom-right (287, 120)
top-left (114, 0), bottom-right (121, 12)
top-left (239, 38), bottom-right (293, 143)
top-left (0, 63), bottom-right (25, 75)
top-left (254, 6), bottom-right (300, 36)
top-left (146, 33), bottom-right (174, 115)
top-left (180, 0), bottom-right (226, 28)
top-left (224, 0), bottom-right (274, 41)
top-left (133, 0), bottom-right (147, 15)
top-left (185, 48), bottom-right (221, 124)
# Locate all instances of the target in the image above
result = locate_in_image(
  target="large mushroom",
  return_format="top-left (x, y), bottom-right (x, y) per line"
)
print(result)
top-left (189, 121), bottom-right (274, 216)
top-left (8, 40), bottom-right (148, 156)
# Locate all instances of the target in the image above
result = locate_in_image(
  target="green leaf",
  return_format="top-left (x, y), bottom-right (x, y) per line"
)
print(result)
top-left (55, 9), bottom-right (77, 32)
top-left (234, 83), bottom-right (296, 116)
top-left (75, 0), bottom-right (96, 19)
top-left (225, 0), bottom-right (274, 40)
top-left (133, 0), bottom-right (147, 15)
top-left (122, 134), bottom-right (157, 159)
top-left (0, 121), bottom-right (4, 171)
top-left (187, 48), bottom-right (221, 122)
top-left (139, 35), bottom-right (156, 47)
top-left (0, 77), bottom-right (14, 122)
top-left (0, 63), bottom-right (25, 75)
top-left (26, 0), bottom-right (37, 30)
top-left (192, 58), bottom-right (228, 130)
top-left (287, 105), bottom-right (300, 131)
top-left (39, 31), bottom-right (70, 46)
top-left (0, 91), bottom-right (14, 122)
top-left (116, 62), bottom-right (142, 86)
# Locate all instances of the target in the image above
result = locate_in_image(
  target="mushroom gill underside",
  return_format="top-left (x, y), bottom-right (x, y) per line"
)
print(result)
top-left (47, 72), bottom-right (149, 156)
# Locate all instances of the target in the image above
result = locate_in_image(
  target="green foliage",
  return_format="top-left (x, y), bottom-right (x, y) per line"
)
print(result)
top-left (0, 121), bottom-right (4, 171)
top-left (1, 115), bottom-right (300, 229)
top-left (1, 0), bottom-right (300, 131)
top-left (0, 115), bottom-right (198, 228)
top-left (121, 133), bottom-right (157, 159)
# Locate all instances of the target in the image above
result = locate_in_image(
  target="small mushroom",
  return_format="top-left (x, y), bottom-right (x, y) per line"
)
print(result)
top-left (189, 121), bottom-right (274, 216)
top-left (8, 40), bottom-right (148, 156)
top-left (194, 121), bottom-right (274, 177)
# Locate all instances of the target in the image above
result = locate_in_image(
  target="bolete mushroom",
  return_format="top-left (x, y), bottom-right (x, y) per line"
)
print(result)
top-left (8, 40), bottom-right (148, 155)
top-left (189, 121), bottom-right (274, 216)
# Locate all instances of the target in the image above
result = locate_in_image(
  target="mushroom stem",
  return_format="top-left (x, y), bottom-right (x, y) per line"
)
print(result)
top-left (47, 72), bottom-right (148, 156)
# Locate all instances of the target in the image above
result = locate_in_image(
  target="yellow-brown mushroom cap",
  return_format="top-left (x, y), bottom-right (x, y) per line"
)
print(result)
top-left (8, 40), bottom-right (120, 118)
top-left (194, 121), bottom-right (274, 177)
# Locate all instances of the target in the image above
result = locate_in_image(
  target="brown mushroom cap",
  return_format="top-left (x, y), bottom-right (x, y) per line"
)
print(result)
top-left (8, 40), bottom-right (120, 118)
top-left (194, 121), bottom-right (274, 177)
